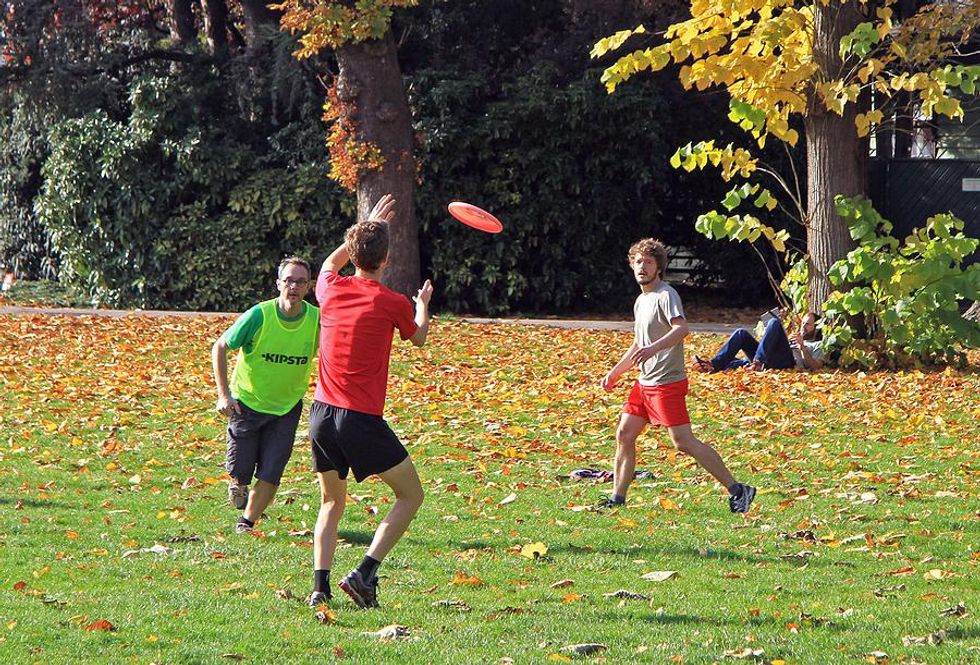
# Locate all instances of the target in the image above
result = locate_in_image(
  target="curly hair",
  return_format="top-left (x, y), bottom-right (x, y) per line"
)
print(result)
top-left (344, 221), bottom-right (389, 272)
top-left (627, 238), bottom-right (668, 278)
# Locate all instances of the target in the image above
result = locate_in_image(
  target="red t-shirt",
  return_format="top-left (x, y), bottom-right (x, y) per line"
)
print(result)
top-left (314, 271), bottom-right (418, 415)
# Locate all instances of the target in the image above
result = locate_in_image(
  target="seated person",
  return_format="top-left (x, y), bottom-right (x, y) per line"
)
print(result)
top-left (695, 312), bottom-right (825, 372)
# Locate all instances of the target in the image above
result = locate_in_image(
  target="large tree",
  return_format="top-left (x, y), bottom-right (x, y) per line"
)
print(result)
top-left (276, 0), bottom-right (420, 296)
top-left (594, 0), bottom-right (980, 309)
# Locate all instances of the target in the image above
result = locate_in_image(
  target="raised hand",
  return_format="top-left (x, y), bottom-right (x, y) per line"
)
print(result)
top-left (414, 279), bottom-right (433, 307)
top-left (368, 194), bottom-right (396, 223)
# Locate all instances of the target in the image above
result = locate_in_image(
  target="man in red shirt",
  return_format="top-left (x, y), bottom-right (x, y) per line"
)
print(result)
top-left (307, 194), bottom-right (433, 609)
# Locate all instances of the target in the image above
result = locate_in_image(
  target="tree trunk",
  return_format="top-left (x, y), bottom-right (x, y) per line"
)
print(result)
top-left (893, 90), bottom-right (914, 159)
top-left (200, 0), bottom-right (229, 60)
top-left (965, 302), bottom-right (980, 323)
top-left (165, 0), bottom-right (196, 46)
top-left (336, 34), bottom-right (419, 296)
top-left (239, 0), bottom-right (279, 48)
top-left (805, 0), bottom-right (866, 311)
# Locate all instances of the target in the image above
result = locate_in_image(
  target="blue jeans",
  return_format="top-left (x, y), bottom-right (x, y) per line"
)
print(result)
top-left (711, 318), bottom-right (796, 371)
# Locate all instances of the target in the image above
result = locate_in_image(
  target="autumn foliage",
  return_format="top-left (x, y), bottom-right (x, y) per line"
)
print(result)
top-left (1, 311), bottom-right (978, 662)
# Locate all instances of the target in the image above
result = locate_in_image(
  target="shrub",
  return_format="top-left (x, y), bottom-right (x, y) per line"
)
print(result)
top-left (819, 196), bottom-right (980, 368)
top-left (35, 74), bottom-right (353, 311)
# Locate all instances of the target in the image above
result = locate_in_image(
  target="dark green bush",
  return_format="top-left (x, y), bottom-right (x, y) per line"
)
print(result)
top-left (35, 74), bottom-right (353, 311)
top-left (412, 63), bottom-right (753, 315)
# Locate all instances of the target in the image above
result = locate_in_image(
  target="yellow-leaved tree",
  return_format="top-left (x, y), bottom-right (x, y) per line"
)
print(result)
top-left (275, 0), bottom-right (420, 295)
top-left (593, 0), bottom-right (980, 309)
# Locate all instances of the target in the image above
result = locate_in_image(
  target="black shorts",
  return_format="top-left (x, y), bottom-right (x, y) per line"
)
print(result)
top-left (225, 400), bottom-right (302, 485)
top-left (309, 401), bottom-right (409, 482)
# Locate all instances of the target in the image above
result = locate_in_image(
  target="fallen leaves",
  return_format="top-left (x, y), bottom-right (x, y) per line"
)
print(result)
top-left (641, 571), bottom-right (677, 582)
top-left (902, 630), bottom-right (946, 646)
top-left (82, 619), bottom-right (115, 632)
top-left (450, 572), bottom-right (484, 586)
top-left (519, 542), bottom-right (548, 560)
top-left (315, 608), bottom-right (337, 624)
top-left (362, 625), bottom-right (410, 640)
top-left (923, 568), bottom-right (956, 580)
top-left (939, 601), bottom-right (968, 617)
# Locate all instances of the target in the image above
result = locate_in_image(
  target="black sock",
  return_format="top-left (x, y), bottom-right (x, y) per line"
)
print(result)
top-left (728, 483), bottom-right (742, 496)
top-left (314, 569), bottom-right (330, 593)
top-left (356, 555), bottom-right (381, 580)
top-left (610, 494), bottom-right (626, 505)
top-left (238, 516), bottom-right (255, 528)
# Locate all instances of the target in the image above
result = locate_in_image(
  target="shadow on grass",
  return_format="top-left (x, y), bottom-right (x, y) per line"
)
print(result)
top-left (337, 529), bottom-right (374, 546)
top-left (947, 626), bottom-right (980, 641)
top-left (0, 497), bottom-right (71, 510)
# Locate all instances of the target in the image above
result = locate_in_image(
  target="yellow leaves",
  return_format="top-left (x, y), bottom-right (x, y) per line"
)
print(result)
top-left (590, 25), bottom-right (646, 59)
top-left (599, 46), bottom-right (672, 94)
top-left (657, 496), bottom-right (678, 511)
top-left (274, 0), bottom-right (418, 55)
top-left (816, 81), bottom-right (861, 116)
top-left (451, 572), bottom-right (484, 586)
top-left (855, 110), bottom-right (884, 138)
top-left (519, 542), bottom-right (548, 560)
top-left (641, 571), bottom-right (677, 582)
top-left (561, 592), bottom-right (583, 604)
top-left (923, 569), bottom-right (956, 581)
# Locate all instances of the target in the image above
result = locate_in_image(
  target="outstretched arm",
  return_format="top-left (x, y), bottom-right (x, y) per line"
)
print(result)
top-left (409, 279), bottom-right (433, 347)
top-left (321, 194), bottom-right (397, 274)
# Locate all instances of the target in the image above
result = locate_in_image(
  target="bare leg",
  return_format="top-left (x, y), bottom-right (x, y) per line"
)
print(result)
top-left (613, 414), bottom-right (648, 500)
top-left (364, 457), bottom-right (424, 562)
top-left (666, 423), bottom-right (735, 489)
top-left (243, 479), bottom-right (278, 523)
top-left (313, 471), bottom-right (347, 570)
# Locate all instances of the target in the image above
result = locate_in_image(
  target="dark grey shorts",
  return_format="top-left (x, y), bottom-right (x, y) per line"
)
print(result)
top-left (225, 400), bottom-right (303, 485)
top-left (309, 400), bottom-right (409, 482)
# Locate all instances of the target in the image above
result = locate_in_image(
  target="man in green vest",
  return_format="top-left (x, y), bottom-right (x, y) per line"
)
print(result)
top-left (212, 256), bottom-right (319, 533)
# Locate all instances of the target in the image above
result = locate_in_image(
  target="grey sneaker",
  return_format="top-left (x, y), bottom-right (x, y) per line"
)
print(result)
top-left (339, 570), bottom-right (379, 608)
top-left (729, 483), bottom-right (757, 514)
top-left (228, 482), bottom-right (249, 510)
top-left (306, 590), bottom-right (331, 606)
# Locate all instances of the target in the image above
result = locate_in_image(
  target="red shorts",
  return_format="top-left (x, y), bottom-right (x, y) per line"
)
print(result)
top-left (622, 378), bottom-right (690, 427)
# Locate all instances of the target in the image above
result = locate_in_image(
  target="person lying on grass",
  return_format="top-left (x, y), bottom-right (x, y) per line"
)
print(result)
top-left (600, 238), bottom-right (756, 514)
top-left (307, 194), bottom-right (433, 609)
top-left (212, 257), bottom-right (319, 534)
top-left (694, 311), bottom-right (825, 373)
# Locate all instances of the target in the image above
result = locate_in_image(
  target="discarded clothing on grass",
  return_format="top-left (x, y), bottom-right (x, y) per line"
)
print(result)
top-left (569, 468), bottom-right (654, 481)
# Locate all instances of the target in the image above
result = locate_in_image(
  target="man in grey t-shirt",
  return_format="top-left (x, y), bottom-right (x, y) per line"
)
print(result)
top-left (600, 238), bottom-right (756, 513)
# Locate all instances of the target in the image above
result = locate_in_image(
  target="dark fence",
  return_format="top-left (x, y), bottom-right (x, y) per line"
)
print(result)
top-left (870, 160), bottom-right (980, 262)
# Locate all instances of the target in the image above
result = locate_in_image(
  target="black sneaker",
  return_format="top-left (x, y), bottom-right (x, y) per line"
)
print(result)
top-left (729, 483), bottom-right (757, 514)
top-left (339, 569), bottom-right (379, 608)
top-left (306, 590), bottom-right (331, 606)
top-left (593, 497), bottom-right (626, 511)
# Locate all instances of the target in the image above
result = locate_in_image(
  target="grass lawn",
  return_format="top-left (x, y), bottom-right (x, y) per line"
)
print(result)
top-left (0, 312), bottom-right (977, 664)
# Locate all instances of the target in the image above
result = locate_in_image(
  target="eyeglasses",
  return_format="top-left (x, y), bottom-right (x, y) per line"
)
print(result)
top-left (279, 278), bottom-right (309, 288)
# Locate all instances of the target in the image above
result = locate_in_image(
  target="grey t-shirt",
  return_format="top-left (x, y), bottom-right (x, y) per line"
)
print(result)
top-left (791, 340), bottom-right (825, 369)
top-left (634, 282), bottom-right (687, 386)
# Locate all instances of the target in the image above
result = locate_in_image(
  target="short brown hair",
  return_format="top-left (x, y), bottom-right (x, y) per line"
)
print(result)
top-left (345, 221), bottom-right (389, 271)
top-left (278, 255), bottom-right (311, 279)
top-left (627, 238), bottom-right (668, 278)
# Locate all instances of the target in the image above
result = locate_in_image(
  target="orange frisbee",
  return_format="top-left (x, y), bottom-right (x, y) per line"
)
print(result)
top-left (448, 201), bottom-right (503, 234)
